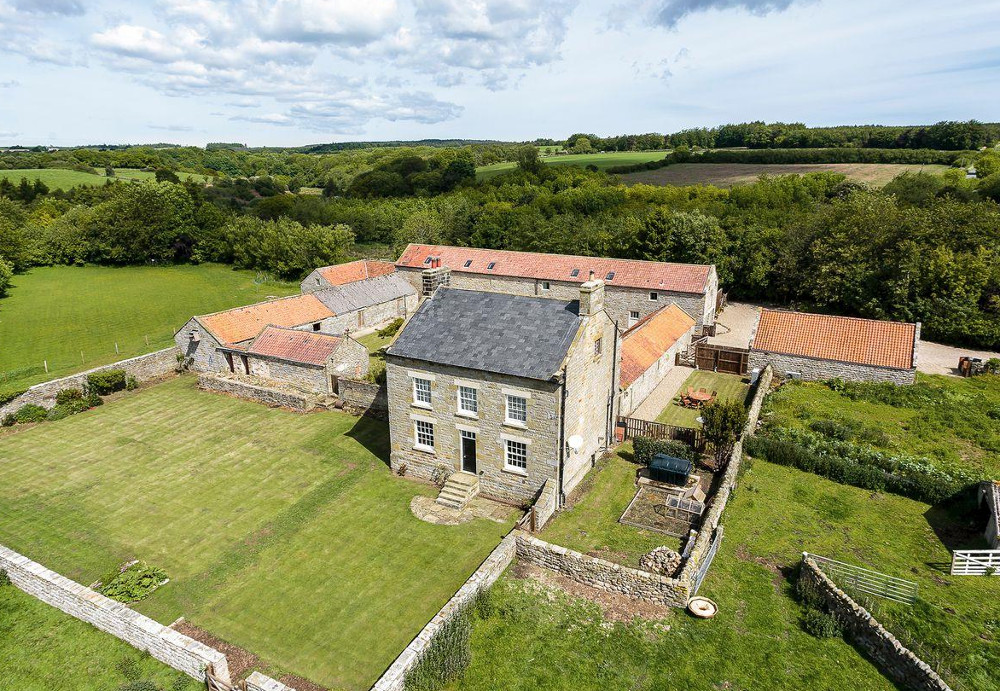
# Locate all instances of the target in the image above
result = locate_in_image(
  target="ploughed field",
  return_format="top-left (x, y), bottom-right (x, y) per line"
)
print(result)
top-left (476, 150), bottom-right (669, 178)
top-left (0, 376), bottom-right (514, 690)
top-left (0, 264), bottom-right (298, 396)
top-left (619, 162), bottom-right (950, 187)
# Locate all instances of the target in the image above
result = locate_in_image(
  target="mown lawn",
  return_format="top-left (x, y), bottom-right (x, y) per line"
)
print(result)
top-left (0, 584), bottom-right (200, 691)
top-left (763, 374), bottom-right (1000, 479)
top-left (0, 376), bottom-right (514, 690)
top-left (454, 460), bottom-right (999, 690)
top-left (656, 370), bottom-right (749, 427)
top-left (539, 447), bottom-right (680, 567)
top-left (0, 264), bottom-right (298, 395)
top-left (477, 151), bottom-right (669, 179)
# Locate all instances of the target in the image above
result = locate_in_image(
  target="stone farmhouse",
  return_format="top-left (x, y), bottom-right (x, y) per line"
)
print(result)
top-left (618, 304), bottom-right (697, 417)
top-left (385, 278), bottom-right (619, 507)
top-left (748, 308), bottom-right (920, 384)
top-left (394, 243), bottom-right (720, 328)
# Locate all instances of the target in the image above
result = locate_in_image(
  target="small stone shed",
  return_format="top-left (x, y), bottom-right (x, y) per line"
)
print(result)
top-left (748, 309), bottom-right (919, 384)
top-left (312, 273), bottom-right (417, 332)
top-left (301, 259), bottom-right (396, 293)
top-left (618, 303), bottom-right (696, 417)
top-left (234, 326), bottom-right (368, 395)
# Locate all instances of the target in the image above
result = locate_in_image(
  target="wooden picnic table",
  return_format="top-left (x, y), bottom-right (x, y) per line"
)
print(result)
top-left (688, 389), bottom-right (713, 403)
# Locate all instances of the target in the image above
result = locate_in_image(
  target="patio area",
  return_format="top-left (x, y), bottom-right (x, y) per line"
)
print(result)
top-left (655, 370), bottom-right (749, 428)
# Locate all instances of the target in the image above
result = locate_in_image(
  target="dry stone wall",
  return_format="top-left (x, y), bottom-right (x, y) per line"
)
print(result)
top-left (371, 533), bottom-right (517, 691)
top-left (748, 350), bottom-right (915, 385)
top-left (245, 672), bottom-right (297, 691)
top-left (514, 533), bottom-right (689, 607)
top-left (800, 557), bottom-right (951, 691)
top-left (1, 347), bottom-right (180, 417)
top-left (198, 373), bottom-right (312, 410)
top-left (339, 378), bottom-right (388, 417)
top-left (0, 543), bottom-right (230, 684)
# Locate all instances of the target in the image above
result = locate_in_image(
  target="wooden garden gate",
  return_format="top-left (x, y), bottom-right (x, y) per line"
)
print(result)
top-left (695, 344), bottom-right (749, 375)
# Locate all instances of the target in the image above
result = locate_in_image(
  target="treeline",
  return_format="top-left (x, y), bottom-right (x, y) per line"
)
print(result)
top-left (569, 120), bottom-right (998, 152)
top-left (607, 147), bottom-right (971, 174)
top-left (2, 153), bottom-right (1000, 349)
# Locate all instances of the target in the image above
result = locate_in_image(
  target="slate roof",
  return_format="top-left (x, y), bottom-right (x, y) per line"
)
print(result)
top-left (317, 260), bottom-right (395, 286)
top-left (387, 288), bottom-right (582, 381)
top-left (620, 304), bottom-right (696, 389)
top-left (752, 309), bottom-right (917, 370)
top-left (314, 273), bottom-right (416, 315)
top-left (198, 295), bottom-right (333, 345)
top-left (396, 244), bottom-right (712, 294)
top-left (246, 326), bottom-right (343, 366)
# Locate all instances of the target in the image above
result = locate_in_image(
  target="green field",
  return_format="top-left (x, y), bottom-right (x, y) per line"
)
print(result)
top-left (656, 370), bottom-right (749, 428)
top-left (0, 264), bottom-right (298, 395)
top-left (0, 376), bottom-right (514, 689)
top-left (453, 458), bottom-right (996, 690)
top-left (477, 150), bottom-right (669, 179)
top-left (1, 585), bottom-right (200, 691)
top-left (764, 374), bottom-right (1000, 479)
top-left (0, 167), bottom-right (210, 189)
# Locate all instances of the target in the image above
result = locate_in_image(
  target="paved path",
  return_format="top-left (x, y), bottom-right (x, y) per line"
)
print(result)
top-left (708, 301), bottom-right (1000, 377)
top-left (631, 365), bottom-right (695, 421)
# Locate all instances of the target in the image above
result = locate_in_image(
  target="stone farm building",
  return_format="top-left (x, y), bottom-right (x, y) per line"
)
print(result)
top-left (394, 243), bottom-right (720, 328)
top-left (176, 261), bottom-right (416, 393)
top-left (748, 308), bottom-right (920, 384)
top-left (618, 304), bottom-right (697, 417)
top-left (385, 279), bottom-right (619, 505)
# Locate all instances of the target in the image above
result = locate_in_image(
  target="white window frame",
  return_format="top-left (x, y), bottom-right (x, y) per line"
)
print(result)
top-left (540, 281), bottom-right (551, 291)
top-left (414, 419), bottom-right (435, 452)
top-left (504, 394), bottom-right (527, 426)
top-left (503, 438), bottom-right (528, 473)
top-left (457, 385), bottom-right (478, 418)
top-left (412, 377), bottom-right (432, 408)
top-left (649, 291), bottom-right (659, 301)
top-left (594, 337), bottom-right (603, 358)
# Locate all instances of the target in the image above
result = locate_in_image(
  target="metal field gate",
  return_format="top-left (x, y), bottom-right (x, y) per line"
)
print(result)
top-left (804, 553), bottom-right (918, 604)
top-left (695, 344), bottom-right (749, 375)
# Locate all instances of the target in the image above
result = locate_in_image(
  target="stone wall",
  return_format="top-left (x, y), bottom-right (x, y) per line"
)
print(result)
top-left (245, 672), bottom-right (297, 691)
top-left (371, 533), bottom-right (517, 691)
top-left (339, 378), bottom-right (388, 417)
top-left (0, 347), bottom-right (180, 417)
top-left (514, 533), bottom-right (689, 607)
top-left (981, 482), bottom-right (1000, 549)
top-left (531, 478), bottom-right (558, 532)
top-left (678, 365), bottom-right (773, 586)
top-left (0, 543), bottom-right (230, 685)
top-left (198, 373), bottom-right (312, 410)
top-left (800, 557), bottom-right (952, 691)
top-left (748, 349), bottom-right (915, 385)
top-left (248, 356), bottom-right (329, 394)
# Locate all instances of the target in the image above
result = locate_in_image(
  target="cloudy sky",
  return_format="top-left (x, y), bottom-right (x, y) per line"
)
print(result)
top-left (0, 0), bottom-right (998, 146)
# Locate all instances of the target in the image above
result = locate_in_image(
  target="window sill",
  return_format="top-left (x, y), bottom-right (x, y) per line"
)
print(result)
top-left (411, 402), bottom-right (432, 411)
top-left (455, 410), bottom-right (479, 420)
top-left (502, 466), bottom-right (528, 477)
top-left (412, 444), bottom-right (435, 455)
top-left (503, 420), bottom-right (528, 430)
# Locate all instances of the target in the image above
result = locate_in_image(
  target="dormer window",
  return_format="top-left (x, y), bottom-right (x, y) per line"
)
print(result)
top-left (605, 272), bottom-right (615, 281)
top-left (487, 262), bottom-right (496, 270)
top-left (464, 259), bottom-right (472, 268)
top-left (570, 268), bottom-right (580, 277)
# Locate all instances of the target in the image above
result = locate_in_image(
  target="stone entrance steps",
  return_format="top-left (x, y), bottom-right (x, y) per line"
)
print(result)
top-left (436, 471), bottom-right (480, 510)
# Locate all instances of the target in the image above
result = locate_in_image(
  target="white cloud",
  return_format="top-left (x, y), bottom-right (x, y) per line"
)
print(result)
top-left (12, 0), bottom-right (83, 15)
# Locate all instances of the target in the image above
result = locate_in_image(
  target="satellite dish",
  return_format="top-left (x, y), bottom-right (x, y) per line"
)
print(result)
top-left (567, 434), bottom-right (584, 451)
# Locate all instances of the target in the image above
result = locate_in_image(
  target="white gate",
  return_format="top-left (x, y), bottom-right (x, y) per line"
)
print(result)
top-left (951, 549), bottom-right (1000, 576)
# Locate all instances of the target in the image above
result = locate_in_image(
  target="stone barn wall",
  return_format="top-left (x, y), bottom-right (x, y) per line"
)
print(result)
top-left (0, 347), bottom-right (180, 417)
top-left (198, 373), bottom-right (313, 410)
top-left (748, 350), bottom-right (916, 385)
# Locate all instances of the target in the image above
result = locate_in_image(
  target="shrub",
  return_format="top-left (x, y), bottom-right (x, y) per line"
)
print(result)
top-left (85, 391), bottom-right (104, 408)
top-left (702, 399), bottom-right (748, 468)
top-left (377, 317), bottom-right (405, 338)
top-left (55, 388), bottom-right (84, 405)
top-left (632, 436), bottom-right (697, 465)
top-left (117, 682), bottom-right (160, 691)
top-left (472, 586), bottom-right (494, 619)
top-left (99, 562), bottom-right (168, 603)
top-left (87, 369), bottom-right (128, 396)
top-left (1, 414), bottom-right (15, 427)
top-left (14, 404), bottom-right (47, 424)
top-left (808, 419), bottom-right (855, 441)
top-left (0, 388), bottom-right (27, 407)
top-left (0, 569), bottom-right (10, 587)
top-left (404, 605), bottom-right (472, 691)
top-left (46, 399), bottom-right (90, 421)
top-left (986, 358), bottom-right (1000, 375)
top-left (126, 375), bottom-right (139, 391)
top-left (794, 571), bottom-right (825, 609)
top-left (115, 656), bottom-right (142, 682)
top-left (802, 608), bottom-right (842, 639)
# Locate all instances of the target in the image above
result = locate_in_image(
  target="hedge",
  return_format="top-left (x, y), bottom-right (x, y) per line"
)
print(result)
top-left (633, 436), bottom-right (698, 465)
top-left (86, 369), bottom-right (128, 395)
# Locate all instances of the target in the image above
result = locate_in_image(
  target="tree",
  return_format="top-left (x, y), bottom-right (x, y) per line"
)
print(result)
top-left (0, 255), bottom-right (12, 297)
top-left (154, 168), bottom-right (180, 184)
top-left (514, 145), bottom-right (543, 175)
top-left (701, 399), bottom-right (748, 469)
top-left (975, 150), bottom-right (1000, 178)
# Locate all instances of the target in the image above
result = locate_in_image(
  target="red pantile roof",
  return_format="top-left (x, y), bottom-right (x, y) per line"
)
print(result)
top-left (317, 260), bottom-right (395, 286)
top-left (396, 244), bottom-right (712, 294)
top-left (752, 309), bottom-right (917, 370)
top-left (246, 326), bottom-right (343, 366)
top-left (620, 304), bottom-right (696, 388)
top-left (198, 295), bottom-right (333, 345)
